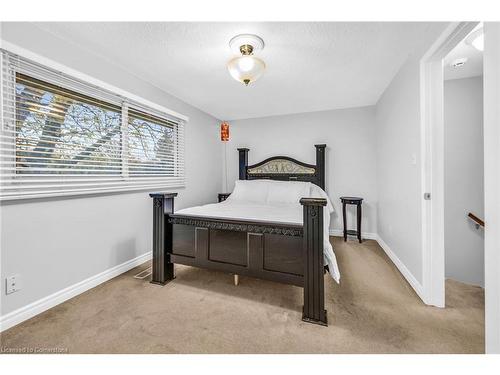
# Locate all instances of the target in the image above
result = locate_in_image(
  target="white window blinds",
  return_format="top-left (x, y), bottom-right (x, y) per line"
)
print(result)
top-left (0, 50), bottom-right (186, 200)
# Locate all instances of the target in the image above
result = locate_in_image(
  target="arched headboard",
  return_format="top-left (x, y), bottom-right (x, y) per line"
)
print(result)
top-left (237, 144), bottom-right (326, 190)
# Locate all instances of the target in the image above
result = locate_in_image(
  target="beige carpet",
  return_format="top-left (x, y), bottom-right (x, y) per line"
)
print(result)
top-left (0, 237), bottom-right (484, 353)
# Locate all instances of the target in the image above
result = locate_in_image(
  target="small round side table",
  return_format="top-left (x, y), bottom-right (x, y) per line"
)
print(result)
top-left (340, 197), bottom-right (363, 243)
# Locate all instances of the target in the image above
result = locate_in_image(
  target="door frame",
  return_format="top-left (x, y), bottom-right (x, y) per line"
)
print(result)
top-left (483, 22), bottom-right (500, 354)
top-left (419, 21), bottom-right (479, 308)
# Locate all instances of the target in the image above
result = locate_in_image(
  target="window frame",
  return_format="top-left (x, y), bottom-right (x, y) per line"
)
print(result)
top-left (0, 46), bottom-right (188, 201)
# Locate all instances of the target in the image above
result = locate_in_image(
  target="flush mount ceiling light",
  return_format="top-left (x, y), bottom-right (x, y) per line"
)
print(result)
top-left (451, 57), bottom-right (468, 68)
top-left (227, 34), bottom-right (266, 86)
top-left (466, 27), bottom-right (484, 51)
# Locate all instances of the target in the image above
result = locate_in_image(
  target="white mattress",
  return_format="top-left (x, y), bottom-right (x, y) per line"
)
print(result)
top-left (175, 200), bottom-right (340, 283)
top-left (176, 201), bottom-right (303, 225)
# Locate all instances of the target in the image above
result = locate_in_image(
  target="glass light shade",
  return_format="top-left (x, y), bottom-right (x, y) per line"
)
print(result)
top-left (227, 55), bottom-right (266, 85)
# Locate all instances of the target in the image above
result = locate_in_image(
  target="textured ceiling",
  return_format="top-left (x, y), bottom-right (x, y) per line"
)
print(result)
top-left (34, 22), bottom-right (441, 120)
top-left (444, 24), bottom-right (483, 81)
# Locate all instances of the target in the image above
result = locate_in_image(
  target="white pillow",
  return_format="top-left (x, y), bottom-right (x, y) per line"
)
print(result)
top-left (266, 180), bottom-right (310, 205)
top-left (228, 180), bottom-right (269, 203)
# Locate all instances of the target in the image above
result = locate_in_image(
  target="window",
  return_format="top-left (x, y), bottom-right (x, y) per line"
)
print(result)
top-left (127, 109), bottom-right (179, 177)
top-left (0, 51), bottom-right (185, 200)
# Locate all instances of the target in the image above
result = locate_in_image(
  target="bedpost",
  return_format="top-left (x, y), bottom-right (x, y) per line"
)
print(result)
top-left (315, 144), bottom-right (326, 190)
top-left (238, 148), bottom-right (249, 180)
top-left (149, 192), bottom-right (178, 285)
top-left (300, 197), bottom-right (328, 326)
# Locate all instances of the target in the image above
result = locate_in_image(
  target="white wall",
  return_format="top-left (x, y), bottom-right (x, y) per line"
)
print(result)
top-left (0, 23), bottom-right (222, 317)
top-left (483, 21), bottom-right (500, 354)
top-left (375, 23), bottom-right (448, 286)
top-left (225, 106), bottom-right (378, 235)
top-left (375, 58), bottom-right (426, 283)
top-left (444, 76), bottom-right (484, 287)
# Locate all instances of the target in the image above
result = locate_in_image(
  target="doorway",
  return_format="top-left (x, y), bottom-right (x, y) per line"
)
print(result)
top-left (420, 22), bottom-right (480, 309)
top-left (442, 26), bottom-right (484, 292)
top-left (420, 22), bottom-right (500, 353)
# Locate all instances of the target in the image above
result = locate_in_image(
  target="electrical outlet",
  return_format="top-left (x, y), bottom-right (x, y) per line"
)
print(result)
top-left (6, 274), bottom-right (21, 294)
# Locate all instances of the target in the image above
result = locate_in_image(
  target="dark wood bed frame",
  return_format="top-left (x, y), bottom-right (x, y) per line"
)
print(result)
top-left (149, 144), bottom-right (329, 326)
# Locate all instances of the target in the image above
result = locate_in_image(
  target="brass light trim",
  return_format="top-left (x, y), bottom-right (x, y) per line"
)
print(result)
top-left (239, 44), bottom-right (254, 56)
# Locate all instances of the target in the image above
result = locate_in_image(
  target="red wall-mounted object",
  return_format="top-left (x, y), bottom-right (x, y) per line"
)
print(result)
top-left (220, 122), bottom-right (230, 142)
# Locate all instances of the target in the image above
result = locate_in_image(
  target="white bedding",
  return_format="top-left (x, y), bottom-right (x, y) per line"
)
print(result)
top-left (175, 180), bottom-right (340, 283)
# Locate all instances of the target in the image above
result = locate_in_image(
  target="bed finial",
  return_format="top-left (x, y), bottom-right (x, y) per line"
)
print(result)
top-left (238, 148), bottom-right (249, 180)
top-left (315, 144), bottom-right (326, 190)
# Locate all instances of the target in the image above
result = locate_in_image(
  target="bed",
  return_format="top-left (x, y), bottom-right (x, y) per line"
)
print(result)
top-left (149, 144), bottom-right (338, 326)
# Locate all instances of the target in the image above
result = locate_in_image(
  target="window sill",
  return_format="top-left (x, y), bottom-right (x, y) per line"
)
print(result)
top-left (0, 184), bottom-right (186, 203)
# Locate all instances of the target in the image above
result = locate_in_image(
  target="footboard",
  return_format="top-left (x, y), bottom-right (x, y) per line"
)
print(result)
top-left (149, 193), bottom-right (328, 326)
top-left (169, 215), bottom-right (304, 286)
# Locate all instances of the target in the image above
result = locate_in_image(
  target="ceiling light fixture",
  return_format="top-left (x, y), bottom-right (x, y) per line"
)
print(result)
top-left (227, 34), bottom-right (266, 86)
top-left (466, 27), bottom-right (484, 51)
top-left (451, 58), bottom-right (468, 68)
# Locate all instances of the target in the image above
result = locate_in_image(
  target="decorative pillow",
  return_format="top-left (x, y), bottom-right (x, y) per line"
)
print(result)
top-left (266, 180), bottom-right (310, 205)
top-left (227, 180), bottom-right (269, 203)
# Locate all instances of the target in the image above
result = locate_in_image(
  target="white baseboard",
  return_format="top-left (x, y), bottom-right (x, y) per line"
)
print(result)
top-left (0, 252), bottom-right (151, 332)
top-left (375, 235), bottom-right (427, 303)
top-left (329, 229), bottom-right (378, 240)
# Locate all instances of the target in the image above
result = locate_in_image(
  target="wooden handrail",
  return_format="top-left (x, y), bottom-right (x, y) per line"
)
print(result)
top-left (468, 212), bottom-right (485, 228)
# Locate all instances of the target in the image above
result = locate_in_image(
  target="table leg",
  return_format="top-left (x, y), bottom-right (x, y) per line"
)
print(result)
top-left (357, 203), bottom-right (362, 243)
top-left (342, 202), bottom-right (347, 242)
